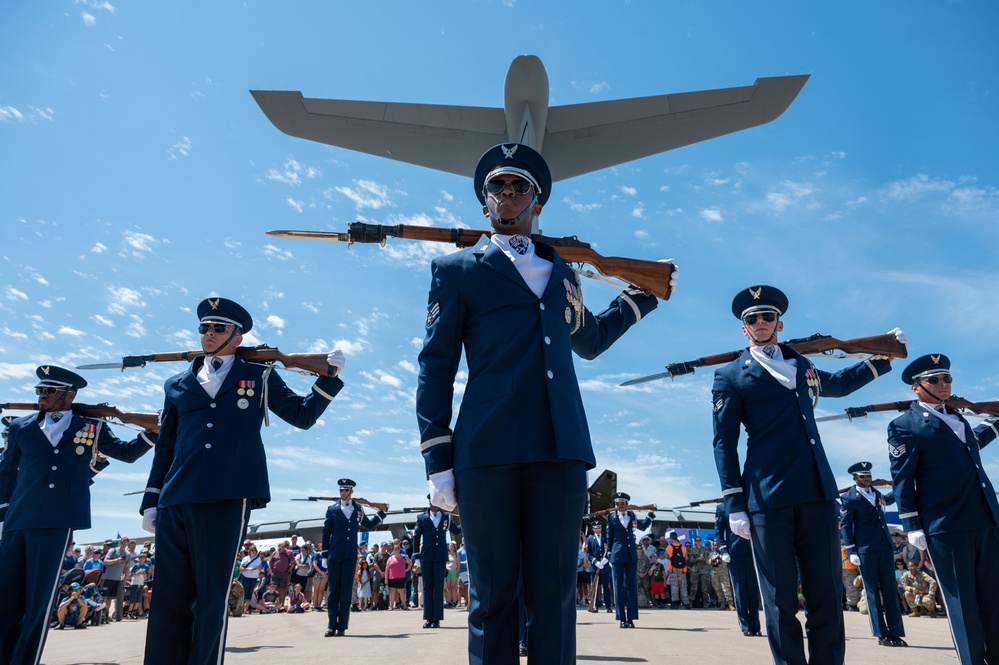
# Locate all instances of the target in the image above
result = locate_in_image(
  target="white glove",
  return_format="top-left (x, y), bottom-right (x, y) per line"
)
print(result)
top-left (908, 530), bottom-right (927, 551)
top-left (600, 557), bottom-right (609, 567)
top-left (849, 554), bottom-right (861, 567)
top-left (428, 469), bottom-right (457, 512)
top-left (595, 560), bottom-right (605, 570)
top-left (729, 512), bottom-right (751, 540)
top-left (721, 553), bottom-right (731, 563)
top-left (888, 327), bottom-right (908, 346)
top-left (660, 259), bottom-right (678, 289)
top-left (326, 349), bottom-right (345, 377)
top-left (141, 507), bottom-right (157, 534)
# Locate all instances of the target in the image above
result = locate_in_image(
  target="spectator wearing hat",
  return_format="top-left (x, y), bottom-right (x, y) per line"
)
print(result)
top-left (138, 297), bottom-right (346, 665)
top-left (840, 461), bottom-right (906, 647)
top-left (321, 478), bottom-right (385, 637)
top-left (636, 535), bottom-right (654, 608)
top-left (413, 497), bottom-right (461, 629)
top-left (888, 354), bottom-right (999, 664)
top-left (605, 492), bottom-right (656, 628)
top-left (0, 365), bottom-right (156, 665)
top-left (712, 285), bottom-right (905, 664)
top-left (585, 521), bottom-right (613, 612)
top-left (417, 142), bottom-right (673, 665)
top-left (55, 583), bottom-right (89, 630)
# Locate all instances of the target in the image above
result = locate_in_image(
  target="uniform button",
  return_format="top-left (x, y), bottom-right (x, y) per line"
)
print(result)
top-left (53, 449), bottom-right (60, 454)
top-left (547, 371), bottom-right (554, 379)
top-left (49, 483), bottom-right (55, 489)
top-left (52, 466), bottom-right (57, 471)
top-left (984, 483), bottom-right (988, 488)
top-left (544, 336), bottom-right (551, 345)
top-left (810, 439), bottom-right (815, 445)
top-left (205, 443), bottom-right (212, 449)
top-left (210, 403), bottom-right (217, 409)
top-left (207, 423), bottom-right (214, 428)
top-left (540, 303), bottom-right (546, 311)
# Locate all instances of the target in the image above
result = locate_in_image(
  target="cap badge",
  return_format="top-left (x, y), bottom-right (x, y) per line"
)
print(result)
top-left (41, 366), bottom-right (51, 375)
top-left (208, 298), bottom-right (220, 310)
top-left (749, 287), bottom-right (762, 300)
top-left (501, 144), bottom-right (518, 159)
top-left (931, 354), bottom-right (941, 365)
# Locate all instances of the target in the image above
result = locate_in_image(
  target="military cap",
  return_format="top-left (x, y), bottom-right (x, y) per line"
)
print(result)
top-left (848, 461), bottom-right (873, 476)
top-left (612, 492), bottom-right (630, 503)
top-left (901, 353), bottom-right (950, 385)
top-left (473, 143), bottom-right (552, 206)
top-left (2, 415), bottom-right (14, 428)
top-left (197, 297), bottom-right (253, 333)
top-left (337, 478), bottom-right (356, 490)
top-left (731, 285), bottom-right (789, 320)
top-left (35, 365), bottom-right (87, 391)
top-left (591, 521), bottom-right (603, 529)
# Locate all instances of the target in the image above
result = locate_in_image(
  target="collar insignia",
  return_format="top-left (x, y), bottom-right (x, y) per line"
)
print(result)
top-left (749, 287), bottom-right (762, 300)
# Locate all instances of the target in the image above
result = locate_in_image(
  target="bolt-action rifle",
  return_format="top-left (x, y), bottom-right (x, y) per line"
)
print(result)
top-left (0, 402), bottom-right (159, 433)
top-left (266, 224), bottom-right (677, 300)
top-left (77, 344), bottom-right (339, 378)
top-left (816, 395), bottom-right (999, 423)
top-left (689, 479), bottom-right (893, 507)
top-left (621, 332), bottom-right (908, 386)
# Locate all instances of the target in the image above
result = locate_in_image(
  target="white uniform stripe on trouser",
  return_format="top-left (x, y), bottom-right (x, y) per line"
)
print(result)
top-left (33, 529), bottom-right (74, 665)
top-left (216, 498), bottom-right (250, 665)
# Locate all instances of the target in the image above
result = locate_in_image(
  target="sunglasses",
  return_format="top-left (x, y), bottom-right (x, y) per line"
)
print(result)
top-left (484, 178), bottom-right (533, 195)
top-left (198, 323), bottom-right (231, 334)
top-left (921, 374), bottom-right (953, 385)
top-left (35, 386), bottom-right (65, 396)
top-left (743, 312), bottom-right (778, 325)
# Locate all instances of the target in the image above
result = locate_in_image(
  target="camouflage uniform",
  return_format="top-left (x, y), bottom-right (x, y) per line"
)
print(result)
top-left (708, 551), bottom-right (734, 609)
top-left (900, 569), bottom-right (937, 617)
top-left (842, 546), bottom-right (861, 610)
top-left (687, 543), bottom-right (713, 607)
top-left (636, 547), bottom-right (653, 608)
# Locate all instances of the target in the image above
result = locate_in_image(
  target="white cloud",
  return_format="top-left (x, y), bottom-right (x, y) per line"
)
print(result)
top-left (621, 186), bottom-right (637, 197)
top-left (262, 244), bottom-right (294, 261)
top-left (631, 206), bottom-right (645, 219)
top-left (91, 242), bottom-right (108, 254)
top-left (0, 106), bottom-right (25, 122)
top-left (699, 208), bottom-right (723, 222)
top-left (125, 315), bottom-right (146, 338)
top-left (590, 82), bottom-right (610, 94)
top-left (881, 173), bottom-right (953, 203)
top-left (81, 11), bottom-right (96, 26)
top-left (106, 286), bottom-right (146, 315)
top-left (562, 197), bottom-right (601, 215)
top-left (397, 359), bottom-right (417, 374)
top-left (123, 231), bottom-right (156, 253)
top-left (93, 314), bottom-right (114, 327)
top-left (0, 362), bottom-right (37, 380)
top-left (265, 158), bottom-right (321, 186)
top-left (286, 198), bottom-right (304, 213)
top-left (5, 287), bottom-right (28, 301)
top-left (58, 326), bottom-right (86, 337)
top-left (336, 180), bottom-right (394, 210)
top-left (167, 136), bottom-right (192, 160)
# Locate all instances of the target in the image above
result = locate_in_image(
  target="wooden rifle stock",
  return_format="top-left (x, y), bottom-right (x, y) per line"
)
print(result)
top-left (663, 332), bottom-right (908, 379)
top-left (267, 224), bottom-right (676, 300)
top-left (944, 396), bottom-right (999, 417)
top-left (582, 503), bottom-right (656, 521)
top-left (839, 479), bottom-right (892, 494)
top-left (0, 402), bottom-right (159, 433)
top-left (115, 345), bottom-right (336, 378)
top-left (825, 396), bottom-right (999, 423)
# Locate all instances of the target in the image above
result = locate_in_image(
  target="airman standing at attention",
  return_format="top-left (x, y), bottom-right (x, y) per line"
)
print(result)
top-left (0, 366), bottom-right (155, 665)
top-left (888, 354), bottom-right (999, 664)
top-left (711, 285), bottom-right (904, 664)
top-left (139, 297), bottom-right (345, 665)
top-left (605, 492), bottom-right (656, 628)
top-left (413, 495), bottom-right (462, 629)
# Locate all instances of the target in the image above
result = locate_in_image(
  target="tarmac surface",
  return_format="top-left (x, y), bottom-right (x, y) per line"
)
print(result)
top-left (40, 604), bottom-right (959, 664)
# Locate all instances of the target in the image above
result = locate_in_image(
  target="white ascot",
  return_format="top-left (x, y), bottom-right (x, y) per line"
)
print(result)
top-left (920, 401), bottom-right (966, 443)
top-left (490, 234), bottom-right (552, 298)
top-left (340, 500), bottom-right (355, 519)
top-left (750, 344), bottom-right (797, 389)
top-left (39, 410), bottom-right (72, 446)
top-left (856, 485), bottom-right (877, 507)
top-left (431, 510), bottom-right (442, 528)
top-left (197, 354), bottom-right (234, 399)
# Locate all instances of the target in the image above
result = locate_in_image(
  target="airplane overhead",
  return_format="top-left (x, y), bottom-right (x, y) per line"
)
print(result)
top-left (250, 55), bottom-right (808, 183)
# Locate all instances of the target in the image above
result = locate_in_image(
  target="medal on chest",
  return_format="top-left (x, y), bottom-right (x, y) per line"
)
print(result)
top-left (73, 423), bottom-right (97, 446)
top-left (563, 276), bottom-right (584, 334)
top-left (237, 380), bottom-right (255, 397)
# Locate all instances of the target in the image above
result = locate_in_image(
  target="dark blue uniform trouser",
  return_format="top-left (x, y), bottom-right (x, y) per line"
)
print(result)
top-left (327, 557), bottom-right (354, 631)
top-left (144, 500), bottom-right (250, 665)
top-left (727, 536), bottom-right (761, 633)
top-left (926, 527), bottom-right (999, 665)
top-left (422, 559), bottom-right (446, 621)
top-left (0, 528), bottom-right (72, 665)
top-left (611, 560), bottom-right (639, 622)
top-left (456, 460), bottom-right (586, 665)
top-left (856, 549), bottom-right (904, 639)
top-left (590, 566), bottom-right (612, 609)
top-left (750, 500), bottom-right (844, 665)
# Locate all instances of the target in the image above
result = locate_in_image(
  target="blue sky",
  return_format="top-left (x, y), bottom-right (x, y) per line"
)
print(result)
top-left (2, 1), bottom-right (998, 543)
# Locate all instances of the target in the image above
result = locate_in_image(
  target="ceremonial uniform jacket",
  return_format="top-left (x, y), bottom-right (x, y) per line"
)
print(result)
top-left (412, 510), bottom-right (461, 563)
top-left (0, 413), bottom-right (155, 530)
top-left (887, 403), bottom-right (999, 536)
top-left (605, 511), bottom-right (654, 564)
top-left (322, 500), bottom-right (384, 561)
top-left (417, 240), bottom-right (657, 476)
top-left (140, 355), bottom-right (342, 513)
top-left (585, 533), bottom-right (608, 568)
top-left (840, 486), bottom-right (895, 555)
top-left (712, 348), bottom-right (891, 515)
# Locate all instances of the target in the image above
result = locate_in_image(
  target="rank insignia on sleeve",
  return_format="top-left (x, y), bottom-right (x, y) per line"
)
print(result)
top-left (888, 443), bottom-right (906, 458)
top-left (426, 301), bottom-right (441, 327)
top-left (712, 398), bottom-right (724, 414)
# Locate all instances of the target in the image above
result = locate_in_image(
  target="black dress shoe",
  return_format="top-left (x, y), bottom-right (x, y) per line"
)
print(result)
top-left (620, 621), bottom-right (627, 628)
top-left (337, 629), bottom-right (346, 637)
top-left (743, 630), bottom-right (753, 637)
top-left (423, 620), bottom-right (433, 629)
top-left (752, 631), bottom-right (764, 637)
top-left (518, 643), bottom-right (527, 656)
top-left (893, 637), bottom-right (908, 647)
top-left (627, 620), bottom-right (636, 628)
top-left (432, 621), bottom-right (440, 628)
top-left (324, 629), bottom-right (335, 638)
top-left (605, 607), bottom-right (612, 613)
